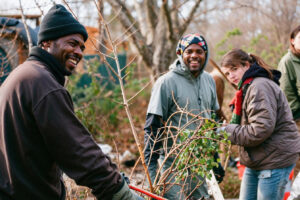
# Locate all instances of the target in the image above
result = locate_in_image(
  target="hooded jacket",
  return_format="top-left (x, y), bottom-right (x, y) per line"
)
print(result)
top-left (144, 49), bottom-right (219, 186)
top-left (146, 56), bottom-right (219, 129)
top-left (278, 50), bottom-right (300, 120)
top-left (0, 47), bottom-right (123, 200)
top-left (225, 63), bottom-right (300, 170)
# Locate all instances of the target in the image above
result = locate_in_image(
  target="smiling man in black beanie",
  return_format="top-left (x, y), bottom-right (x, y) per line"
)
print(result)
top-left (0, 4), bottom-right (143, 200)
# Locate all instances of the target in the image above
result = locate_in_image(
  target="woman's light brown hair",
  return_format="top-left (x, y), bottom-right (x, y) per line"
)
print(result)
top-left (221, 49), bottom-right (273, 80)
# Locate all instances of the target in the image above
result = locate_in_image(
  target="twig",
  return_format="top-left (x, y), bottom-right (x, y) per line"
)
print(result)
top-left (224, 144), bottom-right (232, 171)
top-left (120, 55), bottom-right (137, 73)
top-left (113, 21), bottom-right (137, 44)
top-left (178, 0), bottom-right (202, 35)
top-left (95, 49), bottom-right (115, 60)
top-left (115, 28), bottom-right (139, 47)
top-left (18, 0), bottom-right (32, 52)
top-left (127, 77), bottom-right (154, 103)
top-left (93, 37), bottom-right (113, 53)
top-left (107, 7), bottom-right (122, 25)
top-left (121, 71), bottom-right (130, 80)
top-left (33, 0), bottom-right (44, 16)
top-left (113, 139), bottom-right (120, 169)
top-left (129, 156), bottom-right (141, 180)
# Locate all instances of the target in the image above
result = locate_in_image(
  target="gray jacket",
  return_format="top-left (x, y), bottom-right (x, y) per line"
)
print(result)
top-left (144, 57), bottom-right (219, 199)
top-left (225, 77), bottom-right (300, 170)
top-left (147, 57), bottom-right (219, 129)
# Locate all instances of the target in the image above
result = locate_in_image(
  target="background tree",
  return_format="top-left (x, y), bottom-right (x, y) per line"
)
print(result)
top-left (203, 0), bottom-right (300, 66)
top-left (105, 0), bottom-right (204, 77)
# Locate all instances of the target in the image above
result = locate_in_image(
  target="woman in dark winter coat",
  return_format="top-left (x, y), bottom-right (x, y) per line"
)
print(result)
top-left (220, 49), bottom-right (300, 200)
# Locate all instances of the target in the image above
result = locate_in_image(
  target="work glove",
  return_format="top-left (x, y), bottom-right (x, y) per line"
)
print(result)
top-left (215, 126), bottom-right (232, 141)
top-left (215, 126), bottom-right (226, 134)
top-left (112, 173), bottom-right (144, 200)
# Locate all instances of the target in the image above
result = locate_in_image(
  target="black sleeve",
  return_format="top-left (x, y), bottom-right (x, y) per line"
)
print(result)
top-left (213, 153), bottom-right (225, 183)
top-left (144, 113), bottom-right (163, 167)
top-left (33, 89), bottom-right (122, 200)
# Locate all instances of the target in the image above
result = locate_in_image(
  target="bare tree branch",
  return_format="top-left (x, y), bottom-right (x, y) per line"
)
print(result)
top-left (106, 0), bottom-right (139, 31)
top-left (18, 0), bottom-right (32, 52)
top-left (120, 55), bottom-right (136, 73)
top-left (162, 0), bottom-right (175, 41)
top-left (178, 0), bottom-right (202, 35)
top-left (106, 0), bottom-right (154, 68)
top-left (113, 21), bottom-right (137, 44)
top-left (97, 0), bottom-right (107, 55)
top-left (127, 73), bottom-right (162, 103)
top-left (145, 0), bottom-right (158, 43)
top-left (133, 0), bottom-right (147, 36)
top-left (230, 1), bottom-right (277, 23)
top-left (173, 0), bottom-right (190, 10)
top-left (171, 0), bottom-right (180, 31)
top-left (33, 0), bottom-right (44, 16)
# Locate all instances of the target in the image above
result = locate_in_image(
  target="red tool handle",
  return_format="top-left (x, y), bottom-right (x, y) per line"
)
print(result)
top-left (129, 184), bottom-right (167, 200)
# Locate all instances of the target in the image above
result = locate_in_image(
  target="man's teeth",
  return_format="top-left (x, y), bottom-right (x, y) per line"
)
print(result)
top-left (69, 59), bottom-right (77, 65)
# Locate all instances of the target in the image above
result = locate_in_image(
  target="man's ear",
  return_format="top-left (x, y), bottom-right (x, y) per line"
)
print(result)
top-left (41, 41), bottom-right (51, 50)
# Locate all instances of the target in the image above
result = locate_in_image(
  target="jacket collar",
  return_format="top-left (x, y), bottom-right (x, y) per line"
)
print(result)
top-left (288, 49), bottom-right (300, 63)
top-left (170, 57), bottom-right (205, 79)
top-left (28, 46), bottom-right (71, 86)
top-left (241, 62), bottom-right (281, 85)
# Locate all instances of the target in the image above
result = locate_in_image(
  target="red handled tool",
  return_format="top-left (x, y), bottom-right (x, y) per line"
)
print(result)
top-left (129, 184), bottom-right (167, 200)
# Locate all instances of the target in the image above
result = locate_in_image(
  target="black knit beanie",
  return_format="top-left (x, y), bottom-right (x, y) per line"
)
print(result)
top-left (38, 4), bottom-right (88, 44)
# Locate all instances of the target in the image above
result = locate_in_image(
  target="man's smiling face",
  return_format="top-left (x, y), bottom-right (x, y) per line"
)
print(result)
top-left (48, 34), bottom-right (85, 73)
top-left (182, 44), bottom-right (206, 77)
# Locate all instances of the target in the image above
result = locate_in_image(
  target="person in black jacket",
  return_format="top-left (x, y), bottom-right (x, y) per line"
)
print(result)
top-left (0, 4), bottom-right (143, 200)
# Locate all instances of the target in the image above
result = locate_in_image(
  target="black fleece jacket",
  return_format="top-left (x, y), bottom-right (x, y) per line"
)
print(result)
top-left (0, 47), bottom-right (122, 200)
